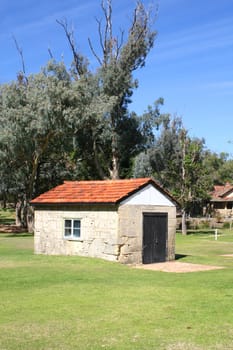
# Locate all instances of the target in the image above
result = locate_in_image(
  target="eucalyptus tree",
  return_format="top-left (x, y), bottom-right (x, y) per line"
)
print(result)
top-left (202, 151), bottom-right (233, 186)
top-left (216, 157), bottom-right (233, 184)
top-left (177, 131), bottom-right (211, 234)
top-left (0, 61), bottom-right (79, 228)
top-left (133, 116), bottom-right (211, 234)
top-left (59, 0), bottom-right (157, 179)
top-left (0, 0), bottom-right (158, 229)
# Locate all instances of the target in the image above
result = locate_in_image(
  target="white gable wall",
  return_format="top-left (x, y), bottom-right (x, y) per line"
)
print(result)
top-left (120, 184), bottom-right (175, 207)
top-left (226, 191), bottom-right (233, 199)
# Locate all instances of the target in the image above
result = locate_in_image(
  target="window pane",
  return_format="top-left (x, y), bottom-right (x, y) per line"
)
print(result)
top-left (64, 220), bottom-right (72, 236)
top-left (73, 220), bottom-right (80, 228)
top-left (73, 220), bottom-right (80, 237)
top-left (73, 228), bottom-right (80, 238)
top-left (64, 228), bottom-right (72, 236)
top-left (65, 220), bottom-right (72, 228)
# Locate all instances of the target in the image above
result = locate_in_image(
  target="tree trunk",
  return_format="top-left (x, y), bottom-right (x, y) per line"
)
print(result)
top-left (26, 206), bottom-right (34, 233)
top-left (1, 193), bottom-right (7, 209)
top-left (22, 201), bottom-right (28, 228)
top-left (109, 131), bottom-right (119, 179)
top-left (109, 153), bottom-right (119, 179)
top-left (15, 201), bottom-right (23, 227)
top-left (181, 209), bottom-right (187, 235)
top-left (93, 138), bottom-right (107, 180)
top-left (16, 200), bottom-right (34, 232)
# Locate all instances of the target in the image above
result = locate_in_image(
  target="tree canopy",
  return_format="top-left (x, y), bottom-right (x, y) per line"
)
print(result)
top-left (0, 0), bottom-right (232, 230)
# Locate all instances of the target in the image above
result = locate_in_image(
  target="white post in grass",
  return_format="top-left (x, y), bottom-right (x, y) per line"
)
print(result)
top-left (215, 229), bottom-right (218, 240)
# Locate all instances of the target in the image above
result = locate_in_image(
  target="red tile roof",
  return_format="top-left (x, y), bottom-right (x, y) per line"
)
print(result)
top-left (31, 178), bottom-right (172, 205)
top-left (211, 183), bottom-right (233, 202)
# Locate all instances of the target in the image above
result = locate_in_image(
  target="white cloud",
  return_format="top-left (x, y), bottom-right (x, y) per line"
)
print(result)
top-left (4, 1), bottom-right (96, 38)
top-left (205, 81), bottom-right (233, 89)
top-left (153, 16), bottom-right (233, 62)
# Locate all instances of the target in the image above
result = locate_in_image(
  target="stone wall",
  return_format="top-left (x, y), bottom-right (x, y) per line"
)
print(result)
top-left (34, 203), bottom-right (176, 265)
top-left (117, 205), bottom-right (176, 264)
top-left (34, 205), bottom-right (119, 261)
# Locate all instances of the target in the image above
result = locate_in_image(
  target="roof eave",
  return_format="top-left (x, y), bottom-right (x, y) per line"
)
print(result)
top-left (210, 198), bottom-right (233, 202)
top-left (30, 201), bottom-right (117, 207)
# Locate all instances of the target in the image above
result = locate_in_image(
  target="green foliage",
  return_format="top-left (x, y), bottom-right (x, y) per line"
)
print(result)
top-left (133, 151), bottom-right (152, 178)
top-left (0, 61), bottom-right (94, 226)
top-left (86, 0), bottom-right (157, 178)
top-left (217, 158), bottom-right (233, 184)
top-left (0, 0), bottom-right (158, 213)
top-left (202, 151), bottom-right (233, 187)
top-left (0, 209), bottom-right (15, 225)
top-left (1, 0), bottom-right (233, 222)
top-left (134, 116), bottom-right (212, 216)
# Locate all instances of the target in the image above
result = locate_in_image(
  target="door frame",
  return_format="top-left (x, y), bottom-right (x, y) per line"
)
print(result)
top-left (142, 212), bottom-right (168, 264)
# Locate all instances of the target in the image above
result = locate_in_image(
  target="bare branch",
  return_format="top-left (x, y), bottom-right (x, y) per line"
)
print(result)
top-left (48, 46), bottom-right (54, 59)
top-left (12, 35), bottom-right (28, 84)
top-left (88, 38), bottom-right (102, 66)
top-left (101, 0), bottom-right (113, 64)
top-left (95, 17), bottom-right (105, 55)
top-left (57, 18), bottom-right (87, 77)
top-left (102, 0), bottom-right (112, 45)
top-left (91, 0), bottom-right (122, 65)
top-left (115, 29), bottom-right (124, 59)
top-left (101, 0), bottom-right (109, 53)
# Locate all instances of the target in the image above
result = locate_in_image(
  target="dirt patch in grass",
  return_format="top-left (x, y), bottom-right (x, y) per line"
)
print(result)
top-left (0, 261), bottom-right (31, 268)
top-left (220, 254), bottom-right (233, 257)
top-left (0, 225), bottom-right (26, 234)
top-left (135, 261), bottom-right (224, 273)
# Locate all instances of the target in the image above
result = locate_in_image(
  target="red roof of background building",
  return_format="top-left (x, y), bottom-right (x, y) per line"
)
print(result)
top-left (211, 183), bottom-right (233, 201)
top-left (30, 178), bottom-right (174, 205)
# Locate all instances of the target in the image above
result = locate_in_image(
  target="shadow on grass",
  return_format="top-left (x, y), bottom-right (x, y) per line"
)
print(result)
top-left (176, 229), bottom-right (217, 235)
top-left (190, 229), bottom-right (213, 234)
top-left (175, 254), bottom-right (189, 260)
top-left (1, 233), bottom-right (33, 238)
top-left (0, 218), bottom-right (15, 225)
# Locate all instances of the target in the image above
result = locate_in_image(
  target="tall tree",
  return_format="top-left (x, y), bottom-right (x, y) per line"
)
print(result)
top-left (202, 151), bottom-right (233, 186)
top-left (0, 61), bottom-right (78, 228)
top-left (134, 116), bottom-right (211, 234)
top-left (177, 130), bottom-right (209, 234)
top-left (59, 0), bottom-right (157, 179)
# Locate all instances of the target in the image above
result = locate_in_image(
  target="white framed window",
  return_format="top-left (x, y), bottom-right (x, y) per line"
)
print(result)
top-left (64, 219), bottom-right (81, 240)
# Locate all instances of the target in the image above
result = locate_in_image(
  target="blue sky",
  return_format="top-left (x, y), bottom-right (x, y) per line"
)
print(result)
top-left (1, 0), bottom-right (233, 156)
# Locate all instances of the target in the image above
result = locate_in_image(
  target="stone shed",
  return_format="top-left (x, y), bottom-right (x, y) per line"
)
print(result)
top-left (30, 178), bottom-right (177, 264)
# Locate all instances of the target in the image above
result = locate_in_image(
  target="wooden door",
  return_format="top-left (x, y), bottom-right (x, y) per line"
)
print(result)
top-left (143, 213), bottom-right (167, 264)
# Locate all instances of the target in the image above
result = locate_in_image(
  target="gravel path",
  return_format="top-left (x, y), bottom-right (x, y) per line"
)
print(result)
top-left (135, 261), bottom-right (224, 273)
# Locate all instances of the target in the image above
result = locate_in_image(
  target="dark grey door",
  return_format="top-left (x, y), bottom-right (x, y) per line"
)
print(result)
top-left (143, 213), bottom-right (167, 264)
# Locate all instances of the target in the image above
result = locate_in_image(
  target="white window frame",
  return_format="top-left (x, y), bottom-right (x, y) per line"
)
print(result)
top-left (63, 218), bottom-right (81, 240)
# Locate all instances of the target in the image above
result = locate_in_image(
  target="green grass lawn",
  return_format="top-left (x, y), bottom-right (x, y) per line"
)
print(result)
top-left (0, 229), bottom-right (233, 350)
top-left (0, 208), bottom-right (15, 225)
